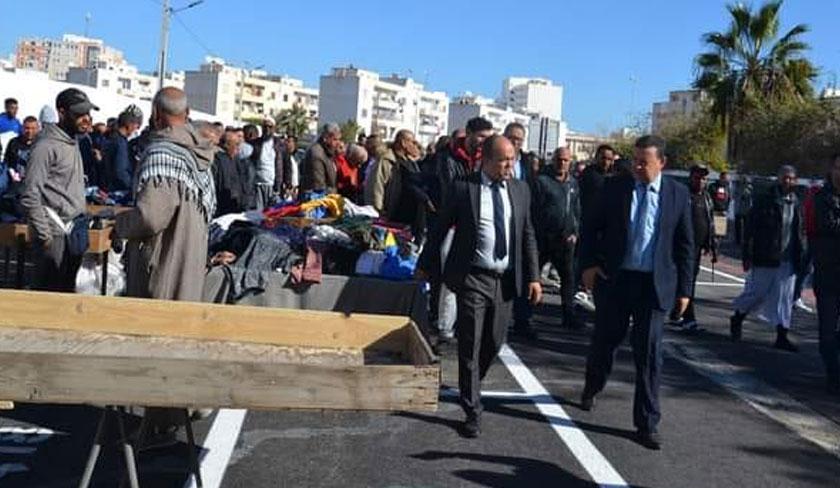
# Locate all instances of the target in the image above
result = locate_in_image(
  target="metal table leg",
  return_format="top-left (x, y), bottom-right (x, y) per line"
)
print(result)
top-left (100, 251), bottom-right (109, 296)
top-left (116, 406), bottom-right (140, 488)
top-left (78, 409), bottom-right (109, 488)
top-left (183, 409), bottom-right (204, 487)
top-left (15, 238), bottom-right (25, 289)
top-left (3, 247), bottom-right (9, 287)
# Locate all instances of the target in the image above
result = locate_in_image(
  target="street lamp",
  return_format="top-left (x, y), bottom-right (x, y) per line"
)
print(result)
top-left (157, 0), bottom-right (205, 90)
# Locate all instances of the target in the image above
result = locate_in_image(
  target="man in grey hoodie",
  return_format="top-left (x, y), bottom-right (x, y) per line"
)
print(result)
top-left (21, 88), bottom-right (98, 291)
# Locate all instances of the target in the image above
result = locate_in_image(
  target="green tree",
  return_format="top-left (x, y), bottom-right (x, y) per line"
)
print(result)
top-left (275, 104), bottom-right (311, 138)
top-left (658, 110), bottom-right (727, 170)
top-left (339, 119), bottom-right (361, 144)
top-left (693, 0), bottom-right (818, 162)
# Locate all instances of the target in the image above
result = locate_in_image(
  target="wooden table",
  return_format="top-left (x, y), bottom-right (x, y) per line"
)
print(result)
top-left (0, 223), bottom-right (115, 294)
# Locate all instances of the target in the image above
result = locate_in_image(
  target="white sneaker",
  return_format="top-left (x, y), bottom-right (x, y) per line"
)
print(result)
top-left (794, 299), bottom-right (814, 314)
top-left (575, 291), bottom-right (596, 312)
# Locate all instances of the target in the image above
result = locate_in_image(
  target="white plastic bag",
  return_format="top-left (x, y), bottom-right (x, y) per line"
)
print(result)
top-left (75, 247), bottom-right (126, 296)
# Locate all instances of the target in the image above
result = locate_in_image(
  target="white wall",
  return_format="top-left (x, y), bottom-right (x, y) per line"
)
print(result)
top-left (0, 69), bottom-right (219, 128)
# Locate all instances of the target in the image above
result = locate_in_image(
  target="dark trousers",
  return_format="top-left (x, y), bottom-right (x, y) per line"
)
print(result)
top-left (815, 275), bottom-right (840, 386)
top-left (456, 270), bottom-right (515, 418)
top-left (670, 247), bottom-right (702, 322)
top-left (584, 271), bottom-right (665, 433)
top-left (33, 235), bottom-right (82, 292)
top-left (514, 239), bottom-right (577, 327)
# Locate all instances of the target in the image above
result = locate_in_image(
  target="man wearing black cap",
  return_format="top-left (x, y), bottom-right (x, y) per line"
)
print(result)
top-left (670, 164), bottom-right (717, 331)
top-left (20, 88), bottom-right (98, 291)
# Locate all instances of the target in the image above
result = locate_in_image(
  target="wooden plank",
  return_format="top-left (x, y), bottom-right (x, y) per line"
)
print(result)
top-left (0, 327), bottom-right (364, 367)
top-left (0, 351), bottom-right (439, 411)
top-left (86, 204), bottom-right (132, 216)
top-left (405, 322), bottom-right (437, 366)
top-left (0, 223), bottom-right (113, 254)
top-left (0, 289), bottom-right (412, 351)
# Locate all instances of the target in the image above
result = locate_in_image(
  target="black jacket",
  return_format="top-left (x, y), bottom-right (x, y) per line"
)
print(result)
top-left (433, 144), bottom-right (472, 210)
top-left (532, 169), bottom-right (580, 251)
top-left (580, 173), bottom-right (695, 311)
top-left (812, 182), bottom-right (840, 284)
top-left (578, 163), bottom-right (617, 224)
top-left (3, 135), bottom-right (35, 171)
top-left (690, 190), bottom-right (717, 254)
top-left (213, 151), bottom-right (244, 217)
top-left (419, 172), bottom-right (539, 297)
top-left (743, 185), bottom-right (806, 272)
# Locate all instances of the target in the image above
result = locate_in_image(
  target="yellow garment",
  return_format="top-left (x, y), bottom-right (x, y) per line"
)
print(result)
top-left (300, 193), bottom-right (345, 218)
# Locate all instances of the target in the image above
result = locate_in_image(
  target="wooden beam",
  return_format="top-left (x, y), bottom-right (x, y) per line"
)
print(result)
top-left (405, 322), bottom-right (437, 366)
top-left (0, 327), bottom-right (364, 367)
top-left (0, 290), bottom-right (412, 351)
top-left (0, 351), bottom-right (439, 411)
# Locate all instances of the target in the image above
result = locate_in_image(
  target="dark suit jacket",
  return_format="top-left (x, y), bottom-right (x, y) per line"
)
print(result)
top-left (419, 172), bottom-right (540, 297)
top-left (580, 173), bottom-right (695, 311)
top-left (299, 141), bottom-right (336, 193)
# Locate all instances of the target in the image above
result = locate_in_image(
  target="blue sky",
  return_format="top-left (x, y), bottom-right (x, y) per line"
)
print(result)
top-left (1, 0), bottom-right (838, 134)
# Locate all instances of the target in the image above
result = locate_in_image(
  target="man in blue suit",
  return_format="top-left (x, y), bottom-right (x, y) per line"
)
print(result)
top-left (579, 135), bottom-right (694, 450)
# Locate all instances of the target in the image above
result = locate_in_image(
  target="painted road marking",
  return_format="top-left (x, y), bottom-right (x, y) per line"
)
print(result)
top-left (499, 344), bottom-right (628, 488)
top-left (667, 341), bottom-right (840, 458)
top-left (184, 409), bottom-right (247, 488)
top-left (700, 265), bottom-right (745, 284)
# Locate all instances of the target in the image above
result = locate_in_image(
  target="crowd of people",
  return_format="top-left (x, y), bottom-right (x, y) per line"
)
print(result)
top-left (1, 86), bottom-right (839, 451)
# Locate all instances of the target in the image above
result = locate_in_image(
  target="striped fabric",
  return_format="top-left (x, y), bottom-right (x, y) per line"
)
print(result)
top-left (136, 140), bottom-right (216, 221)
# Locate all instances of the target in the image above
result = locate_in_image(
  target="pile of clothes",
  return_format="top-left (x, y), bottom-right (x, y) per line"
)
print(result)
top-left (207, 192), bottom-right (421, 290)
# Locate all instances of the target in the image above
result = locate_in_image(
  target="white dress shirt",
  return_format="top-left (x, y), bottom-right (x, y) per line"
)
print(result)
top-left (474, 172), bottom-right (512, 273)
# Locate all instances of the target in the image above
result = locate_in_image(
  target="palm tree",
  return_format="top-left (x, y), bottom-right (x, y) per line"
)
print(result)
top-left (693, 0), bottom-right (817, 162)
top-left (275, 104), bottom-right (311, 138)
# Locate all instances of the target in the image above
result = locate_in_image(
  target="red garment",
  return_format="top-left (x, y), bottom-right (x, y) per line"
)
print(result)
top-left (451, 136), bottom-right (482, 172)
top-left (803, 184), bottom-right (821, 239)
top-left (335, 153), bottom-right (360, 200)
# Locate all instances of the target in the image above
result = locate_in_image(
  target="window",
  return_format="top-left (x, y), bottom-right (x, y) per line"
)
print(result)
top-left (362, 109), bottom-right (368, 118)
top-left (102, 79), bottom-right (109, 87)
top-left (283, 94), bottom-right (289, 102)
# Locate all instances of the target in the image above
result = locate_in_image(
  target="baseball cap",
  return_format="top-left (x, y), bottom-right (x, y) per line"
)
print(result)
top-left (55, 88), bottom-right (99, 116)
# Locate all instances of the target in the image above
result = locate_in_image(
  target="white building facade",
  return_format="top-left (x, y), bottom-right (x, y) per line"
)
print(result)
top-left (67, 63), bottom-right (184, 102)
top-left (500, 77), bottom-right (563, 120)
top-left (318, 67), bottom-right (448, 146)
top-left (448, 94), bottom-right (532, 145)
top-left (185, 57), bottom-right (319, 129)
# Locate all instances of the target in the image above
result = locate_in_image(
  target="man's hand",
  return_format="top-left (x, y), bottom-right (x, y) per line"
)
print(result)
top-left (414, 268), bottom-right (429, 281)
top-left (582, 266), bottom-right (607, 292)
top-left (566, 234), bottom-right (577, 245)
top-left (426, 201), bottom-right (437, 214)
top-left (675, 297), bottom-right (690, 317)
top-left (528, 281), bottom-right (543, 305)
top-left (742, 260), bottom-right (751, 272)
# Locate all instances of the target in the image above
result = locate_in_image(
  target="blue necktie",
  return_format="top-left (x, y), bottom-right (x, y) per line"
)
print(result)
top-left (492, 182), bottom-right (507, 260)
top-left (631, 185), bottom-right (650, 262)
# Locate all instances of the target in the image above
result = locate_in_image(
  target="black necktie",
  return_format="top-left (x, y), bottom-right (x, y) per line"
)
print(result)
top-left (492, 181), bottom-right (507, 260)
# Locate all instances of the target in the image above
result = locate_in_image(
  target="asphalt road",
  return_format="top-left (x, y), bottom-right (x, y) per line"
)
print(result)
top-left (1, 256), bottom-right (839, 487)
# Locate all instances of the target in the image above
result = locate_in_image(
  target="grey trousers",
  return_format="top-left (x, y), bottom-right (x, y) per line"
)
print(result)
top-left (456, 270), bottom-right (514, 418)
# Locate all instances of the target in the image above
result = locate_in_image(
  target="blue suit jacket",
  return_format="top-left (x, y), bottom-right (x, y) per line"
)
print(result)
top-left (580, 173), bottom-right (695, 311)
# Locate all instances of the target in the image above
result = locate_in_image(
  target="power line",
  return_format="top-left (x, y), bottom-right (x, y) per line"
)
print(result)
top-left (171, 11), bottom-right (216, 57)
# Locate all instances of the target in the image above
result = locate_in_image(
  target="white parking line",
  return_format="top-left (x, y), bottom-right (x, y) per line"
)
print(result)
top-left (499, 345), bottom-right (628, 488)
top-left (184, 409), bottom-right (247, 488)
top-left (699, 265), bottom-right (746, 284)
top-left (695, 282), bottom-right (743, 288)
top-left (667, 342), bottom-right (840, 458)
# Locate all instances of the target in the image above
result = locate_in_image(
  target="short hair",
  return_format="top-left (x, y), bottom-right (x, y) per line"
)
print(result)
top-left (346, 143), bottom-right (368, 162)
top-left (242, 124), bottom-right (259, 140)
top-left (22, 115), bottom-right (38, 124)
top-left (152, 88), bottom-right (188, 116)
top-left (634, 135), bottom-right (666, 160)
top-left (481, 134), bottom-right (510, 160)
top-left (778, 164), bottom-right (797, 178)
top-left (503, 122), bottom-right (526, 135)
top-left (466, 117), bottom-right (493, 133)
top-left (4, 98), bottom-right (17, 106)
top-left (117, 112), bottom-right (140, 128)
top-left (286, 135), bottom-right (297, 143)
top-left (320, 122), bottom-right (341, 138)
top-left (595, 144), bottom-right (615, 156)
top-left (719, 170), bottom-right (729, 177)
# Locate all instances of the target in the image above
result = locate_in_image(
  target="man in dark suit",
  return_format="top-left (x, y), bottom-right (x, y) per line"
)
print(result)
top-left (579, 135), bottom-right (694, 450)
top-left (419, 134), bottom-right (542, 438)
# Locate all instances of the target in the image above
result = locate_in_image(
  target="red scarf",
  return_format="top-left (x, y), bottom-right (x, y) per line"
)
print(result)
top-left (450, 137), bottom-right (482, 172)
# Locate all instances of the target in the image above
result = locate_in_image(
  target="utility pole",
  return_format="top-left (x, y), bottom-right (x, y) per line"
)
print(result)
top-left (84, 13), bottom-right (92, 37)
top-left (157, 0), bottom-right (171, 91)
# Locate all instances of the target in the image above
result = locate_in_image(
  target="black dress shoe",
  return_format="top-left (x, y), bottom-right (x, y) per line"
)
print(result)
top-left (636, 430), bottom-right (662, 450)
top-left (580, 394), bottom-right (595, 412)
top-left (460, 416), bottom-right (480, 439)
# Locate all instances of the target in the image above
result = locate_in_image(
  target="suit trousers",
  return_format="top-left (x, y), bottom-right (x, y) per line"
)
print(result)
top-left (456, 269), bottom-right (515, 419)
top-left (671, 247), bottom-right (702, 322)
top-left (814, 274), bottom-right (840, 385)
top-left (584, 270), bottom-right (665, 433)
